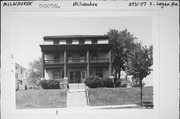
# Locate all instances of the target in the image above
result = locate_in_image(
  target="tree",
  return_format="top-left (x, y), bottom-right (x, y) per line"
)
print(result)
top-left (126, 43), bottom-right (153, 105)
top-left (107, 29), bottom-right (136, 80)
top-left (27, 57), bottom-right (43, 85)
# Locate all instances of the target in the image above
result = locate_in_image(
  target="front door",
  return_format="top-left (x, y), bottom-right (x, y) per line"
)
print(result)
top-left (81, 71), bottom-right (86, 83)
top-left (69, 70), bottom-right (86, 83)
top-left (75, 71), bottom-right (81, 83)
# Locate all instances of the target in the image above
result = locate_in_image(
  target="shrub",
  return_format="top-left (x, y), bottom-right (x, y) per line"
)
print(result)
top-left (114, 79), bottom-right (121, 87)
top-left (40, 80), bottom-right (60, 89)
top-left (40, 80), bottom-right (49, 89)
top-left (85, 75), bottom-right (100, 88)
top-left (121, 83), bottom-right (127, 87)
top-left (99, 77), bottom-right (114, 88)
top-left (132, 82), bottom-right (146, 87)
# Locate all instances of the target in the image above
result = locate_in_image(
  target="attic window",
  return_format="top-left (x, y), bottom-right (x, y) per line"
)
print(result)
top-left (53, 40), bottom-right (59, 44)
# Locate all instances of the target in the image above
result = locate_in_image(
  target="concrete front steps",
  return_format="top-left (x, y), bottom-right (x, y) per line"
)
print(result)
top-left (68, 83), bottom-right (86, 91)
top-left (67, 83), bottom-right (87, 107)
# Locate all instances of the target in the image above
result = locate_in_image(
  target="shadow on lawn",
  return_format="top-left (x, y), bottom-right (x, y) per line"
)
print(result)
top-left (96, 106), bottom-right (142, 110)
top-left (95, 104), bottom-right (153, 110)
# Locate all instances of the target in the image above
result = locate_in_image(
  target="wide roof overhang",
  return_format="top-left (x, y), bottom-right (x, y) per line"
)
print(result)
top-left (40, 44), bottom-right (112, 52)
top-left (43, 35), bottom-right (109, 41)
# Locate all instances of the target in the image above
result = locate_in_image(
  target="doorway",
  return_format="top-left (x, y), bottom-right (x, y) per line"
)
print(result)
top-left (69, 70), bottom-right (86, 83)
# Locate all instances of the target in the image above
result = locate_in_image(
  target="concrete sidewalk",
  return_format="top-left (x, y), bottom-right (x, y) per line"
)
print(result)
top-left (67, 83), bottom-right (87, 107)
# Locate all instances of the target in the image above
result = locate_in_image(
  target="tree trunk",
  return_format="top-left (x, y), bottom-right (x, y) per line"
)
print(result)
top-left (118, 69), bottom-right (121, 79)
top-left (140, 78), bottom-right (143, 106)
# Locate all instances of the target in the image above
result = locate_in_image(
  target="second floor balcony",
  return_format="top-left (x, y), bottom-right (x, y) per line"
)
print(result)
top-left (44, 59), bottom-right (64, 64)
top-left (44, 58), bottom-right (109, 65)
top-left (90, 58), bottom-right (109, 63)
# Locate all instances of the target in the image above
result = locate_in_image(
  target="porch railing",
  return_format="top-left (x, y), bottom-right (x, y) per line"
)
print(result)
top-left (44, 59), bottom-right (64, 64)
top-left (90, 58), bottom-right (109, 63)
top-left (44, 58), bottom-right (109, 64)
top-left (68, 58), bottom-right (87, 63)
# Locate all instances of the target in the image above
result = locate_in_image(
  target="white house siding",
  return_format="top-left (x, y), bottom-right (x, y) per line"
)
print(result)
top-left (143, 72), bottom-right (153, 86)
top-left (15, 63), bottom-right (26, 90)
top-left (45, 69), bottom-right (53, 80)
top-left (119, 71), bottom-right (153, 87)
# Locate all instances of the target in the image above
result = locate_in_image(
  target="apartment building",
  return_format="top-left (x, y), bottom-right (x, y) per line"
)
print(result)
top-left (40, 35), bottom-right (112, 83)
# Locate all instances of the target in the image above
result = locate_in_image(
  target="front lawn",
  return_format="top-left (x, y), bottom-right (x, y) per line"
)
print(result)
top-left (16, 89), bottom-right (67, 109)
top-left (87, 86), bottom-right (153, 106)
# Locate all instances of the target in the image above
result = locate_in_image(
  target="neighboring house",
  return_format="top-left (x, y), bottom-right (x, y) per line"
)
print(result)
top-left (15, 63), bottom-right (27, 90)
top-left (40, 35), bottom-right (112, 83)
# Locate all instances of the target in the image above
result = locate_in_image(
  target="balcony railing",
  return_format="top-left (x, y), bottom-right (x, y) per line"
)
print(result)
top-left (68, 58), bottom-right (87, 63)
top-left (44, 59), bottom-right (64, 64)
top-left (90, 58), bottom-right (109, 63)
top-left (44, 58), bottom-right (109, 64)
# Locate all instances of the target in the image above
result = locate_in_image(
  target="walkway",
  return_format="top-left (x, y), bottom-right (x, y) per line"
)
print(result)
top-left (67, 83), bottom-right (87, 107)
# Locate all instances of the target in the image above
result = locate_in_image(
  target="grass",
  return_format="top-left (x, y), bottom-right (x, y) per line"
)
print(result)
top-left (87, 86), bottom-right (153, 106)
top-left (16, 89), bottom-right (67, 109)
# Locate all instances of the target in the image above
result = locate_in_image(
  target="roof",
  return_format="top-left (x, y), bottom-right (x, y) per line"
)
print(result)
top-left (15, 63), bottom-right (27, 70)
top-left (43, 35), bottom-right (109, 40)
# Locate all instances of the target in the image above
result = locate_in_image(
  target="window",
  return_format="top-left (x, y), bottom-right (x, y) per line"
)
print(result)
top-left (96, 69), bottom-right (103, 77)
top-left (53, 69), bottom-right (62, 79)
top-left (79, 39), bottom-right (85, 44)
top-left (66, 39), bottom-right (72, 44)
top-left (92, 54), bottom-right (98, 62)
top-left (68, 55), bottom-right (72, 63)
top-left (54, 55), bottom-right (59, 63)
top-left (21, 69), bottom-right (23, 74)
top-left (80, 54), bottom-right (85, 62)
top-left (92, 39), bottom-right (98, 44)
top-left (15, 73), bottom-right (18, 78)
top-left (20, 80), bottom-right (23, 85)
top-left (53, 40), bottom-right (59, 44)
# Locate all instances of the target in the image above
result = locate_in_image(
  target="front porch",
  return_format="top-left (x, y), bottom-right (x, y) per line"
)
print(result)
top-left (44, 63), bottom-right (110, 84)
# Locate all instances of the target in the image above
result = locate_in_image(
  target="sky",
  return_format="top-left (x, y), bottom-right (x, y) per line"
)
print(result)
top-left (13, 16), bottom-right (152, 69)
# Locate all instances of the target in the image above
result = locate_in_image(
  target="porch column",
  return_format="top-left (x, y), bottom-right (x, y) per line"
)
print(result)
top-left (109, 50), bottom-right (112, 76)
top-left (86, 50), bottom-right (90, 77)
top-left (42, 51), bottom-right (45, 78)
top-left (64, 50), bottom-right (67, 77)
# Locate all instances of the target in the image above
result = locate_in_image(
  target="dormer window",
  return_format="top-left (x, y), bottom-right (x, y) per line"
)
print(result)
top-left (53, 40), bottom-right (59, 44)
top-left (92, 39), bottom-right (98, 44)
top-left (72, 40), bottom-right (79, 44)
